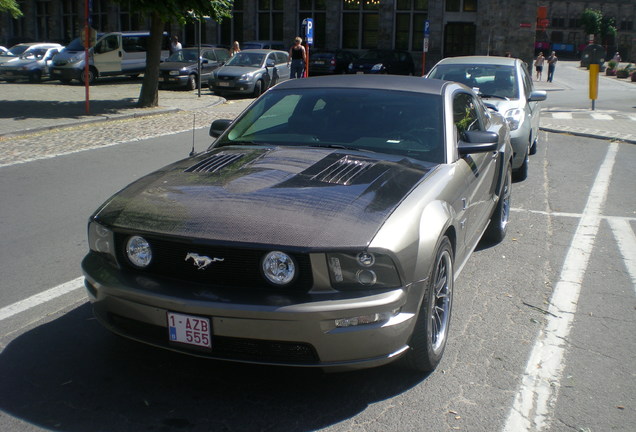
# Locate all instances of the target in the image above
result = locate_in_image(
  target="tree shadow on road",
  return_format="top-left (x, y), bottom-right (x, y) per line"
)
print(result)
top-left (0, 304), bottom-right (429, 432)
top-left (0, 99), bottom-right (139, 121)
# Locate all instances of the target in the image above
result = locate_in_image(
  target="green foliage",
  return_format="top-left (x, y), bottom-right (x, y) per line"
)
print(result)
top-left (113, 0), bottom-right (233, 23)
top-left (607, 60), bottom-right (617, 70)
top-left (0, 0), bottom-right (23, 18)
top-left (581, 9), bottom-right (602, 36)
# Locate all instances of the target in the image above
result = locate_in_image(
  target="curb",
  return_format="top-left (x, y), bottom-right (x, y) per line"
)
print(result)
top-left (540, 126), bottom-right (636, 145)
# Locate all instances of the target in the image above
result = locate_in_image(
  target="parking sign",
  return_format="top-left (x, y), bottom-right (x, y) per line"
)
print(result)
top-left (304, 18), bottom-right (314, 45)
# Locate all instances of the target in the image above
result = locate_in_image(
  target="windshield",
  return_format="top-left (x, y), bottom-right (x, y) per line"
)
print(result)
top-left (429, 64), bottom-right (519, 99)
top-left (166, 49), bottom-right (199, 62)
top-left (359, 50), bottom-right (394, 61)
top-left (21, 48), bottom-right (47, 59)
top-left (7, 45), bottom-right (30, 56)
top-left (225, 52), bottom-right (265, 67)
top-left (213, 88), bottom-right (445, 163)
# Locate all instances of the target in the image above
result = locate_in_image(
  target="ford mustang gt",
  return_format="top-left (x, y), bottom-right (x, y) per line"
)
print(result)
top-left (82, 75), bottom-right (512, 372)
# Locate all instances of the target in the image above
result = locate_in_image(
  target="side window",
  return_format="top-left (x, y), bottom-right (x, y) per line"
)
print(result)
top-left (203, 51), bottom-right (216, 61)
top-left (521, 66), bottom-right (533, 98)
top-left (453, 92), bottom-right (481, 137)
top-left (96, 35), bottom-right (118, 54)
top-left (276, 52), bottom-right (288, 64)
top-left (123, 36), bottom-right (147, 53)
top-left (215, 49), bottom-right (230, 62)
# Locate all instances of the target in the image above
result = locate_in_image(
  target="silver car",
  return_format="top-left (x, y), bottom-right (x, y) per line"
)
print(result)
top-left (427, 56), bottom-right (547, 181)
top-left (82, 75), bottom-right (512, 372)
top-left (0, 44), bottom-right (63, 82)
top-left (208, 49), bottom-right (290, 98)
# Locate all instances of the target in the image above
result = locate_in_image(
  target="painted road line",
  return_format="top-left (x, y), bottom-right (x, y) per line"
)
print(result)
top-left (608, 218), bottom-right (636, 293)
top-left (552, 113), bottom-right (572, 120)
top-left (0, 277), bottom-right (84, 322)
top-left (590, 113), bottom-right (613, 121)
top-left (503, 142), bottom-right (619, 431)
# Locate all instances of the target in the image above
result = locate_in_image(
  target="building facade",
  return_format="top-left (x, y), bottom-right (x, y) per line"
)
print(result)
top-left (2, 1), bottom-right (634, 72)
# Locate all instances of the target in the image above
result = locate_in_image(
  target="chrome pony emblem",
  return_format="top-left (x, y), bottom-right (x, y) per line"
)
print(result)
top-left (185, 252), bottom-right (224, 270)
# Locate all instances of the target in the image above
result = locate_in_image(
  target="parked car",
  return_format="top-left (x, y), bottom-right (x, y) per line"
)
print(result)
top-left (50, 31), bottom-right (169, 84)
top-left (82, 75), bottom-right (513, 372)
top-left (0, 44), bottom-right (63, 82)
top-left (242, 40), bottom-right (285, 50)
top-left (159, 47), bottom-right (230, 90)
top-left (308, 50), bottom-right (357, 75)
top-left (0, 42), bottom-right (61, 66)
top-left (348, 49), bottom-right (415, 75)
top-left (427, 56), bottom-right (547, 181)
top-left (0, 46), bottom-right (8, 55)
top-left (208, 49), bottom-right (290, 98)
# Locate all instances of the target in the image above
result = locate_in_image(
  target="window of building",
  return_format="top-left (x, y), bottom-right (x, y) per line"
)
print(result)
top-left (119, 1), bottom-right (143, 31)
top-left (463, 0), bottom-right (477, 12)
top-left (298, 0), bottom-right (326, 48)
top-left (61, 0), bottom-right (80, 43)
top-left (258, 0), bottom-right (284, 41)
top-left (342, 0), bottom-right (379, 50)
top-left (446, 0), bottom-right (460, 12)
top-left (91, 0), bottom-right (109, 31)
top-left (36, 1), bottom-right (51, 41)
top-left (551, 31), bottom-right (563, 43)
top-left (568, 18), bottom-right (579, 29)
top-left (220, 0), bottom-right (243, 48)
top-left (620, 20), bottom-right (633, 31)
top-left (551, 17), bottom-right (565, 28)
top-left (446, 1), bottom-right (476, 14)
top-left (395, 0), bottom-right (428, 51)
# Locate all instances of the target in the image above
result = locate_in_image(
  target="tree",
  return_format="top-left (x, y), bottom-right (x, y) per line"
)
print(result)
top-left (580, 9), bottom-right (616, 46)
top-left (0, 0), bottom-right (23, 18)
top-left (114, 1), bottom-right (233, 108)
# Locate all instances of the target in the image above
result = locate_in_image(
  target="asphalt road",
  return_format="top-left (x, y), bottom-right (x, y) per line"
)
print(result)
top-left (0, 86), bottom-right (635, 431)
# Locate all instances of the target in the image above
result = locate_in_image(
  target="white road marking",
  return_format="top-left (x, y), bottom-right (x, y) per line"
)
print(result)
top-left (503, 142), bottom-right (619, 431)
top-left (608, 218), bottom-right (636, 293)
top-left (590, 113), bottom-right (613, 120)
top-left (552, 112), bottom-right (572, 120)
top-left (0, 277), bottom-right (84, 322)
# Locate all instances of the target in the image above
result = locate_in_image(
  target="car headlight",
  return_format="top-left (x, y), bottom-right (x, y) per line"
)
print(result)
top-left (348, 63), bottom-right (353, 70)
top-left (126, 236), bottom-right (152, 268)
top-left (262, 251), bottom-right (296, 285)
top-left (504, 108), bottom-right (523, 131)
top-left (327, 252), bottom-right (401, 290)
top-left (237, 73), bottom-right (251, 81)
top-left (69, 54), bottom-right (84, 64)
top-left (169, 70), bottom-right (180, 76)
top-left (88, 221), bottom-right (115, 257)
top-left (371, 63), bottom-right (384, 71)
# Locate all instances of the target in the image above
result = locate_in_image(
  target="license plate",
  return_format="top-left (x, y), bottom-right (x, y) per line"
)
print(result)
top-left (167, 312), bottom-right (212, 348)
top-left (158, 77), bottom-right (164, 82)
top-left (218, 81), bottom-right (231, 87)
top-left (356, 71), bottom-right (364, 75)
top-left (314, 60), bottom-right (325, 65)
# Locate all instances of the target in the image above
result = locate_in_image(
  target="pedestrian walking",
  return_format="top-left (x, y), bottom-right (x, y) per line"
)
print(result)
top-left (547, 51), bottom-right (558, 82)
top-left (170, 35), bottom-right (182, 54)
top-left (288, 37), bottom-right (307, 79)
top-left (534, 52), bottom-right (545, 81)
top-left (230, 41), bottom-right (241, 57)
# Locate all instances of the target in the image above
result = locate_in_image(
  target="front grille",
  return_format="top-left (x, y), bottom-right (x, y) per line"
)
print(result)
top-left (115, 234), bottom-right (313, 291)
top-left (110, 314), bottom-right (320, 364)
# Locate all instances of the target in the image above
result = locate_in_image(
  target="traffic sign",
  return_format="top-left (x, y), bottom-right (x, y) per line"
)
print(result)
top-left (303, 18), bottom-right (314, 45)
top-left (424, 20), bottom-right (430, 37)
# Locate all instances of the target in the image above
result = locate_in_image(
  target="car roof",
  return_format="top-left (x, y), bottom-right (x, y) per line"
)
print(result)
top-left (434, 56), bottom-right (518, 67)
top-left (274, 75), bottom-right (446, 95)
top-left (239, 49), bottom-right (286, 54)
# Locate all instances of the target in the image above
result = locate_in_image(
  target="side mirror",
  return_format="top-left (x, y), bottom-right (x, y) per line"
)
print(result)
top-left (458, 131), bottom-right (499, 155)
top-left (529, 90), bottom-right (547, 102)
top-left (266, 59), bottom-right (275, 68)
top-left (201, 59), bottom-right (209, 64)
top-left (209, 119), bottom-right (232, 137)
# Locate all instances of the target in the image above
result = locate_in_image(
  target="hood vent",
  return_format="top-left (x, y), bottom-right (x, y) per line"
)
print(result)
top-left (185, 153), bottom-right (244, 173)
top-left (311, 156), bottom-right (376, 185)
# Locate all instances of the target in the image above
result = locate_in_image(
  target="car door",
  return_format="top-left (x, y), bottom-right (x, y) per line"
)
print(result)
top-left (453, 91), bottom-right (498, 248)
top-left (275, 51), bottom-right (290, 82)
top-left (93, 34), bottom-right (122, 73)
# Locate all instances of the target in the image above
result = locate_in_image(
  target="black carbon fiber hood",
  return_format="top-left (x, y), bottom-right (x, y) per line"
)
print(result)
top-left (95, 146), bottom-right (434, 249)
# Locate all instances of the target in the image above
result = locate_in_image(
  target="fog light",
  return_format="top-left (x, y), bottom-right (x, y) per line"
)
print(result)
top-left (262, 251), bottom-right (296, 285)
top-left (334, 309), bottom-right (400, 328)
top-left (126, 236), bottom-right (152, 268)
top-left (356, 269), bottom-right (377, 286)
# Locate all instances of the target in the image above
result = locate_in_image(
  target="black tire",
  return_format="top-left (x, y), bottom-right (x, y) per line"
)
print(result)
top-left (485, 164), bottom-right (512, 244)
top-left (79, 67), bottom-right (96, 85)
top-left (186, 74), bottom-right (197, 90)
top-left (253, 80), bottom-right (263, 98)
top-left (29, 71), bottom-right (42, 83)
top-left (403, 236), bottom-right (454, 373)
top-left (513, 148), bottom-right (529, 182)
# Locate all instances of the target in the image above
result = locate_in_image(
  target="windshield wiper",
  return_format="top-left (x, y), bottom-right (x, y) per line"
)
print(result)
top-left (309, 144), bottom-right (375, 153)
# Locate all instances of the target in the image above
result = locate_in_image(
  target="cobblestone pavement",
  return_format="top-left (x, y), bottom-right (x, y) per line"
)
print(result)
top-left (0, 78), bottom-right (251, 167)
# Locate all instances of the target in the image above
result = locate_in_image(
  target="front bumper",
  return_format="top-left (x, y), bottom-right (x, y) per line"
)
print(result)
top-left (209, 80), bottom-right (255, 94)
top-left (82, 253), bottom-right (418, 370)
top-left (158, 75), bottom-right (190, 88)
top-left (50, 66), bottom-right (82, 81)
top-left (509, 124), bottom-right (531, 169)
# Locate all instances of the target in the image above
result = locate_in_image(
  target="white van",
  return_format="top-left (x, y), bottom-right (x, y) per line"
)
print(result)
top-left (50, 31), bottom-right (168, 84)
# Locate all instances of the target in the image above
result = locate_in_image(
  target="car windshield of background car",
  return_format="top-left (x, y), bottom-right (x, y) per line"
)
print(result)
top-left (7, 45), bottom-right (30, 57)
top-left (430, 64), bottom-right (519, 99)
top-left (214, 88), bottom-right (444, 163)
top-left (167, 49), bottom-right (199, 62)
top-left (225, 52), bottom-right (265, 67)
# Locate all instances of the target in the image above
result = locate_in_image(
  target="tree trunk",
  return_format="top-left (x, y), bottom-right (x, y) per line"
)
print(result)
top-left (137, 12), bottom-right (164, 108)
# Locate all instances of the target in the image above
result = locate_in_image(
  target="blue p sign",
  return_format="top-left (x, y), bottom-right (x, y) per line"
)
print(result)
top-left (304, 18), bottom-right (314, 45)
top-left (424, 20), bottom-right (430, 37)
